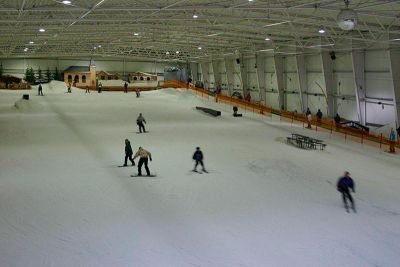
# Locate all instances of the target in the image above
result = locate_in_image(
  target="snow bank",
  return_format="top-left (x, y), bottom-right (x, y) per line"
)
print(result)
top-left (14, 98), bottom-right (43, 111)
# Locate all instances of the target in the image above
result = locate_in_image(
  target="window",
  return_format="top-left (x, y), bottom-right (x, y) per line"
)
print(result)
top-left (133, 76), bottom-right (138, 81)
top-left (82, 75), bottom-right (86, 83)
top-left (101, 76), bottom-right (105, 80)
top-left (146, 77), bottom-right (150, 81)
top-left (68, 75), bottom-right (72, 82)
top-left (140, 76), bottom-right (144, 81)
top-left (114, 76), bottom-right (118, 80)
top-left (74, 75), bottom-right (79, 83)
top-left (108, 76), bottom-right (112, 80)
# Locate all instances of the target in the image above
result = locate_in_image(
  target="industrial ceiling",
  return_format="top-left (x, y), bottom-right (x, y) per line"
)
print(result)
top-left (0, 0), bottom-right (399, 61)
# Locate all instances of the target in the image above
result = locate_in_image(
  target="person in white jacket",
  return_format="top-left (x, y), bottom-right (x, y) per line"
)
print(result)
top-left (133, 147), bottom-right (152, 176)
top-left (136, 113), bottom-right (146, 133)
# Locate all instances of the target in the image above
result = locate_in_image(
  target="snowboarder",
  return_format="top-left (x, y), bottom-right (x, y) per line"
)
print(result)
top-left (133, 147), bottom-right (152, 176)
top-left (67, 82), bottom-right (72, 93)
top-left (38, 83), bottom-right (43, 96)
top-left (389, 128), bottom-right (396, 153)
top-left (316, 109), bottom-right (323, 123)
top-left (123, 139), bottom-right (135, 166)
top-left (98, 82), bottom-right (102, 93)
top-left (337, 171), bottom-right (356, 212)
top-left (136, 88), bottom-right (140, 98)
top-left (334, 113), bottom-right (341, 127)
top-left (397, 126), bottom-right (400, 138)
top-left (136, 113), bottom-right (146, 133)
top-left (244, 93), bottom-right (251, 102)
top-left (85, 85), bottom-right (90, 93)
top-left (124, 82), bottom-right (128, 93)
top-left (192, 147), bottom-right (206, 172)
top-left (306, 108), bottom-right (312, 129)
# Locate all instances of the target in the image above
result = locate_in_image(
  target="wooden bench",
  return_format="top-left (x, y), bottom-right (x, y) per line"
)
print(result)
top-left (196, 106), bottom-right (221, 117)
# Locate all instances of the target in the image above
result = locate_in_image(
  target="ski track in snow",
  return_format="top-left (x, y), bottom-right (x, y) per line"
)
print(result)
top-left (0, 81), bottom-right (400, 267)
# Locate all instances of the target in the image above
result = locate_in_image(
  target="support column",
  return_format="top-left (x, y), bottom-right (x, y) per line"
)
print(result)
top-left (256, 54), bottom-right (266, 105)
top-left (295, 53), bottom-right (308, 112)
top-left (321, 51), bottom-right (335, 117)
top-left (200, 62), bottom-right (210, 90)
top-left (351, 51), bottom-right (366, 125)
top-left (225, 57), bottom-right (235, 96)
top-left (274, 55), bottom-right (285, 110)
top-left (212, 61), bottom-right (220, 87)
top-left (239, 57), bottom-right (249, 97)
top-left (190, 62), bottom-right (198, 81)
top-left (388, 44), bottom-right (400, 126)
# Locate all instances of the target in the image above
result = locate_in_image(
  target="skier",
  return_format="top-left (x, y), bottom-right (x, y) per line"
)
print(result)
top-left (67, 82), bottom-right (72, 93)
top-left (397, 126), bottom-right (400, 138)
top-left (337, 171), bottom-right (356, 212)
top-left (306, 108), bottom-right (312, 129)
top-left (85, 85), bottom-right (90, 93)
top-left (316, 109), bottom-right (323, 123)
top-left (38, 83), bottom-right (43, 96)
top-left (389, 128), bottom-right (396, 153)
top-left (133, 147), bottom-right (152, 176)
top-left (124, 82), bottom-right (128, 93)
top-left (136, 113), bottom-right (146, 133)
top-left (334, 113), bottom-right (341, 127)
top-left (98, 82), bottom-right (102, 93)
top-left (136, 88), bottom-right (140, 98)
top-left (123, 139), bottom-right (135, 166)
top-left (192, 147), bottom-right (206, 173)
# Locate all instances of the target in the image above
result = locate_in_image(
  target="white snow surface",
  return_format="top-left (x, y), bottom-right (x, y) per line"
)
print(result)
top-left (0, 81), bottom-right (399, 267)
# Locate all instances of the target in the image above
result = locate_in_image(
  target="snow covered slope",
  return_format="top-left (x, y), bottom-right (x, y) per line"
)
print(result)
top-left (0, 81), bottom-right (399, 267)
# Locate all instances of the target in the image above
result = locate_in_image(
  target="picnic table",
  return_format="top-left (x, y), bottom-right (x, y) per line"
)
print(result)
top-left (287, 133), bottom-right (327, 150)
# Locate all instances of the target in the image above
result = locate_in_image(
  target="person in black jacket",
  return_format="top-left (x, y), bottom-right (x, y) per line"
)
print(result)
top-left (123, 139), bottom-right (135, 166)
top-left (337, 171), bottom-right (355, 212)
top-left (38, 83), bottom-right (43, 96)
top-left (316, 109), bottom-right (323, 123)
top-left (192, 147), bottom-right (206, 172)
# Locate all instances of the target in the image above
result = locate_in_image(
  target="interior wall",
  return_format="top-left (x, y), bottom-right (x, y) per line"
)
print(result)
top-left (0, 57), bottom-right (174, 81)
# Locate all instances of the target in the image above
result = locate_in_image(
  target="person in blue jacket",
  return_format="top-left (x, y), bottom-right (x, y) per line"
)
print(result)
top-left (192, 147), bottom-right (206, 172)
top-left (337, 171), bottom-right (355, 211)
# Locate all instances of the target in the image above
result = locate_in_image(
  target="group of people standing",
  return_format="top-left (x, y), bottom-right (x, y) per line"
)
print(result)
top-left (123, 113), bottom-right (206, 176)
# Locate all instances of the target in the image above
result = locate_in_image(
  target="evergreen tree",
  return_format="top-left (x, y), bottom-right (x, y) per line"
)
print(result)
top-left (37, 67), bottom-right (43, 83)
top-left (54, 67), bottom-right (62, 81)
top-left (46, 67), bottom-right (52, 82)
top-left (0, 62), bottom-right (3, 79)
top-left (25, 67), bottom-right (35, 84)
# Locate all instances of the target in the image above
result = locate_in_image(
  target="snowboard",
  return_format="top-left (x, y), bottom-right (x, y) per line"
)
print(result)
top-left (118, 165), bottom-right (135, 167)
top-left (130, 174), bottom-right (157, 177)
top-left (136, 131), bottom-right (148, 134)
top-left (191, 170), bottom-right (208, 174)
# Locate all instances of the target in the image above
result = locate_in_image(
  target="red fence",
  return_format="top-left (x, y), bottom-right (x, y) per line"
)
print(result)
top-left (162, 80), bottom-right (399, 151)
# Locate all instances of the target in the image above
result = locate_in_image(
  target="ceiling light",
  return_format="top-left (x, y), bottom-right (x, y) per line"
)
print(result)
top-left (166, 51), bottom-right (170, 55)
top-left (23, 48), bottom-right (28, 52)
top-left (318, 26), bottom-right (326, 34)
top-left (62, 0), bottom-right (71, 4)
top-left (337, 8), bottom-right (357, 30)
top-left (176, 51), bottom-right (180, 54)
top-left (133, 32), bottom-right (139, 36)
top-left (98, 44), bottom-right (101, 48)
top-left (192, 12), bottom-right (198, 19)
top-left (29, 41), bottom-right (34, 44)
top-left (248, 0), bottom-right (254, 2)
top-left (39, 28), bottom-right (45, 32)
top-left (263, 21), bottom-right (290, 27)
top-left (198, 46), bottom-right (202, 50)
top-left (93, 46), bottom-right (97, 50)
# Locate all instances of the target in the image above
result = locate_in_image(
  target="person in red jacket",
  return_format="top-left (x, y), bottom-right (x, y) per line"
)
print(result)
top-left (244, 93), bottom-right (251, 102)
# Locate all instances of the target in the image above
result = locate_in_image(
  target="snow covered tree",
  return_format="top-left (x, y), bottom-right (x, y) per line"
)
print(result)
top-left (24, 67), bottom-right (35, 84)
top-left (45, 67), bottom-right (52, 82)
top-left (0, 62), bottom-right (3, 79)
top-left (53, 67), bottom-right (62, 81)
top-left (37, 67), bottom-right (43, 83)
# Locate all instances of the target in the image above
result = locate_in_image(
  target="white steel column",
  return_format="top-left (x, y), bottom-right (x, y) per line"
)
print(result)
top-left (295, 53), bottom-right (308, 112)
top-left (224, 57), bottom-right (235, 96)
top-left (239, 57), bottom-right (249, 97)
top-left (200, 62), bottom-right (210, 90)
top-left (212, 61), bottom-right (220, 87)
top-left (321, 51), bottom-right (335, 117)
top-left (190, 62), bottom-right (198, 81)
top-left (256, 54), bottom-right (266, 105)
top-left (351, 51), bottom-right (367, 125)
top-left (274, 55), bottom-right (285, 110)
top-left (388, 43), bottom-right (400, 125)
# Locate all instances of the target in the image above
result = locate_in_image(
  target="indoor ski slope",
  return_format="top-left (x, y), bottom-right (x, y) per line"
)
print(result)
top-left (0, 82), bottom-right (399, 267)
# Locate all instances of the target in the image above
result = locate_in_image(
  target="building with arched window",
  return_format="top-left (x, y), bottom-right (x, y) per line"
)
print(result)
top-left (63, 59), bottom-right (96, 88)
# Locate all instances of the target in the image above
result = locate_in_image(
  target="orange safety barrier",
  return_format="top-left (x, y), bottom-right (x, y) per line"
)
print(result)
top-left (163, 80), bottom-right (399, 151)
